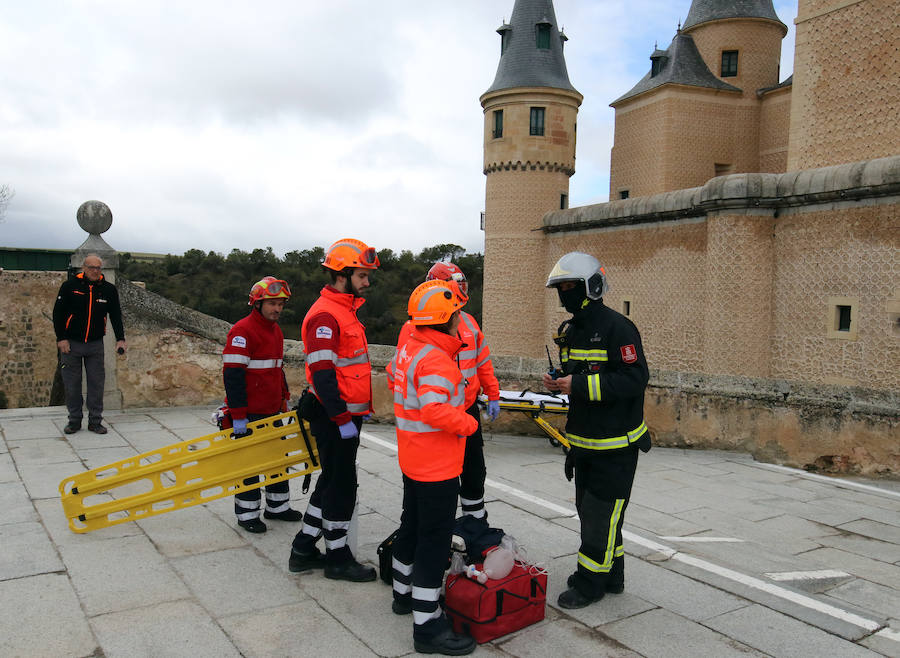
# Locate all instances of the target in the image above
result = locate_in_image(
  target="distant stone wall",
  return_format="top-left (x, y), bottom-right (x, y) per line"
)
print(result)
top-left (0, 270), bottom-right (65, 408)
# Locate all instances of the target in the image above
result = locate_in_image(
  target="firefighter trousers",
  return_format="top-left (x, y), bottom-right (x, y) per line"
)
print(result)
top-left (392, 475), bottom-right (459, 638)
top-left (459, 403), bottom-right (486, 519)
top-left (292, 416), bottom-right (360, 564)
top-left (232, 413), bottom-right (292, 520)
top-left (571, 445), bottom-right (639, 597)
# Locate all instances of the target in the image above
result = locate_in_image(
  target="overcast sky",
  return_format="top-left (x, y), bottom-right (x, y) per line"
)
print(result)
top-left (0, 0), bottom-right (796, 258)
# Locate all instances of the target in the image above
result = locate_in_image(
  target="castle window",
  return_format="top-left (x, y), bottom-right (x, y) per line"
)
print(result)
top-left (623, 300), bottom-right (632, 317)
top-left (721, 50), bottom-right (738, 77)
top-left (827, 296), bottom-right (859, 340)
top-left (620, 190), bottom-right (630, 200)
top-left (536, 22), bottom-right (551, 49)
top-left (651, 59), bottom-right (662, 77)
top-left (529, 107), bottom-right (545, 136)
top-left (560, 193), bottom-right (568, 209)
top-left (497, 23), bottom-right (511, 55)
top-left (715, 163), bottom-right (732, 177)
top-left (493, 110), bottom-right (503, 139)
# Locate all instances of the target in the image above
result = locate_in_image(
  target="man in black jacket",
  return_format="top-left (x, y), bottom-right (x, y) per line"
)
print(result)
top-left (52, 254), bottom-right (126, 434)
top-left (542, 251), bottom-right (651, 610)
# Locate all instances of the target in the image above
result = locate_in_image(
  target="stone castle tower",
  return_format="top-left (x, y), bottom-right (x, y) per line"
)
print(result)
top-left (480, 0), bottom-right (582, 358)
top-left (609, 0), bottom-right (790, 198)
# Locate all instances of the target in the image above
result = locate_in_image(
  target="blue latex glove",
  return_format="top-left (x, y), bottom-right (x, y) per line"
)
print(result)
top-left (487, 400), bottom-right (501, 422)
top-left (232, 417), bottom-right (248, 435)
top-left (338, 421), bottom-right (358, 440)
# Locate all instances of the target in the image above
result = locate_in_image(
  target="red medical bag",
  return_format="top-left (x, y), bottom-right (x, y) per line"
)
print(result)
top-left (444, 562), bottom-right (547, 643)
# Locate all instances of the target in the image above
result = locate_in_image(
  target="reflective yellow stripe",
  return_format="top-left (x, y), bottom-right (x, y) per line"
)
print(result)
top-left (577, 551), bottom-right (604, 572)
top-left (566, 422), bottom-right (648, 450)
top-left (587, 373), bottom-right (602, 401)
top-left (603, 499), bottom-right (625, 568)
top-left (568, 348), bottom-right (608, 361)
top-left (614, 545), bottom-right (624, 558)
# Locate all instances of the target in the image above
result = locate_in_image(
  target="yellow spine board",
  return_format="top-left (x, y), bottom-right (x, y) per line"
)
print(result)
top-left (495, 400), bottom-right (571, 449)
top-left (59, 411), bottom-right (319, 533)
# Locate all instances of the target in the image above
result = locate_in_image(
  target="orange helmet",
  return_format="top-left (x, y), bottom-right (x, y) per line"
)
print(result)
top-left (248, 276), bottom-right (291, 305)
top-left (426, 261), bottom-right (468, 296)
top-left (408, 280), bottom-right (467, 326)
top-left (323, 238), bottom-right (380, 272)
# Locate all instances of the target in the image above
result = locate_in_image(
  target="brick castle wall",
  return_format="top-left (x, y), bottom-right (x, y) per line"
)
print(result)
top-left (788, 0), bottom-right (900, 169)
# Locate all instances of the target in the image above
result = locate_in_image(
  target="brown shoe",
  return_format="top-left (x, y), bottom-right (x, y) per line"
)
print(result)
top-left (88, 423), bottom-right (108, 434)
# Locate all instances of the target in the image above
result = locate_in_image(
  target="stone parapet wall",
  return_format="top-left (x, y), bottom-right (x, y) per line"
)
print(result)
top-left (0, 270), bottom-right (66, 408)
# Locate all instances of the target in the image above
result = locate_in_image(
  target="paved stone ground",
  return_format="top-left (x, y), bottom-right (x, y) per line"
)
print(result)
top-left (1, 405), bottom-right (898, 657)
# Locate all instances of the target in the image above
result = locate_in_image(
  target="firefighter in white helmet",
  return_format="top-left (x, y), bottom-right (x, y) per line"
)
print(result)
top-left (543, 252), bottom-right (651, 609)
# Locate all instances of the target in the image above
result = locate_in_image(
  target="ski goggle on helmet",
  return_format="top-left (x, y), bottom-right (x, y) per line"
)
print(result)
top-left (323, 238), bottom-right (380, 272)
top-left (248, 276), bottom-right (291, 305)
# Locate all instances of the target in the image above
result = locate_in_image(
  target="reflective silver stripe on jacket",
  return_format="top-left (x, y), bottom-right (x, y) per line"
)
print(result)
top-left (347, 402), bottom-right (370, 413)
top-left (336, 353), bottom-right (369, 367)
top-left (395, 417), bottom-right (441, 433)
top-left (223, 354), bottom-right (250, 365)
top-left (306, 349), bottom-right (337, 365)
top-left (247, 358), bottom-right (283, 369)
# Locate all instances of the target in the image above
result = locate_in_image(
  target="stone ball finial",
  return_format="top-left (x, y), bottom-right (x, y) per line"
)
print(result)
top-left (77, 200), bottom-right (113, 235)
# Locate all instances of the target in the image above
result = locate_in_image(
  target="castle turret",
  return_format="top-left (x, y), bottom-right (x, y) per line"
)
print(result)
top-left (682, 0), bottom-right (787, 96)
top-left (480, 0), bottom-right (582, 358)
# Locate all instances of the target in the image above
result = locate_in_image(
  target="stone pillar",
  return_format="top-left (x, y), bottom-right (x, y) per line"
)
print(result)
top-left (71, 200), bottom-right (122, 411)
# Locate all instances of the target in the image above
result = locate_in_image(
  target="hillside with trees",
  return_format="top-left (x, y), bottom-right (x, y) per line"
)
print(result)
top-left (119, 243), bottom-right (483, 345)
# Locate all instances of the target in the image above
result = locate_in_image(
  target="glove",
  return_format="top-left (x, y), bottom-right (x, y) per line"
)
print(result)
top-left (338, 421), bottom-right (358, 440)
top-left (564, 451), bottom-right (575, 481)
top-left (487, 400), bottom-right (500, 422)
top-left (232, 417), bottom-right (249, 436)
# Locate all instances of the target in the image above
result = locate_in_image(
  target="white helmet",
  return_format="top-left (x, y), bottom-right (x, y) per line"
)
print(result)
top-left (546, 252), bottom-right (609, 300)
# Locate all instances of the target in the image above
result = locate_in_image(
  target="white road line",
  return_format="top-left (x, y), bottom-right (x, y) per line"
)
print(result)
top-left (873, 627), bottom-right (900, 643)
top-left (359, 431), bottom-right (884, 634)
top-left (659, 536), bottom-right (744, 543)
top-left (750, 462), bottom-right (900, 500)
top-left (765, 570), bottom-right (851, 581)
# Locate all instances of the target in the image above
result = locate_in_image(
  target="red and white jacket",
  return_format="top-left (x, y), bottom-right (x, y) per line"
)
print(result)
top-left (387, 326), bottom-right (478, 482)
top-left (222, 309), bottom-right (289, 420)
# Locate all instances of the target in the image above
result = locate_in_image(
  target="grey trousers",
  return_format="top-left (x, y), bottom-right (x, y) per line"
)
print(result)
top-left (60, 339), bottom-right (105, 425)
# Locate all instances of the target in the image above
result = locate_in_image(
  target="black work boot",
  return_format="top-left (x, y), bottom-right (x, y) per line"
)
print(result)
top-left (324, 559), bottom-right (377, 582)
top-left (392, 596), bottom-right (412, 615)
top-left (237, 518), bottom-right (267, 533)
top-left (558, 586), bottom-right (604, 609)
top-left (264, 508), bottom-right (303, 522)
top-left (413, 628), bottom-right (476, 655)
top-left (64, 421), bottom-right (81, 434)
top-left (87, 423), bottom-right (108, 434)
top-left (288, 547), bottom-right (326, 573)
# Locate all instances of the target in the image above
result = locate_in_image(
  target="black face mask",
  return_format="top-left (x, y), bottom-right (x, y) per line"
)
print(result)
top-left (557, 286), bottom-right (587, 314)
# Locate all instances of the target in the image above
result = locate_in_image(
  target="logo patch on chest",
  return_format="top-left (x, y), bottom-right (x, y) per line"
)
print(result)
top-left (231, 336), bottom-right (247, 348)
top-left (620, 344), bottom-right (637, 364)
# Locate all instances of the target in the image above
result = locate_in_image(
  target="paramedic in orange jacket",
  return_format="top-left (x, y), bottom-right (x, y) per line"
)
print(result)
top-left (289, 239), bottom-right (379, 583)
top-left (387, 280), bottom-right (477, 656)
top-left (425, 262), bottom-right (500, 520)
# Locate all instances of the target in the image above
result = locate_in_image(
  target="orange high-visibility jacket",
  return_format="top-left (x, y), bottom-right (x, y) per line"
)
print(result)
top-left (388, 326), bottom-right (478, 482)
top-left (302, 287), bottom-right (373, 418)
top-left (393, 312), bottom-right (500, 410)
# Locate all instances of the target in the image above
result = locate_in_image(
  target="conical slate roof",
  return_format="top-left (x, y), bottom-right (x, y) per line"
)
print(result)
top-left (611, 32), bottom-right (740, 105)
top-left (483, 0), bottom-right (577, 95)
top-left (682, 0), bottom-right (786, 31)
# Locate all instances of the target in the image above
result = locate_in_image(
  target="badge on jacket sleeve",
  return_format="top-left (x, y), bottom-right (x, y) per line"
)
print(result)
top-left (620, 344), bottom-right (637, 364)
top-left (315, 326), bottom-right (333, 339)
top-left (231, 336), bottom-right (247, 348)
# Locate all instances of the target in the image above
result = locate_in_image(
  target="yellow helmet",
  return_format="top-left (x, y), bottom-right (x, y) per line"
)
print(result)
top-left (248, 276), bottom-right (291, 305)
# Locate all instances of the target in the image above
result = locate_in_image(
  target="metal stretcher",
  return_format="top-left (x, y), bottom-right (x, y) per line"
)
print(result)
top-left (59, 411), bottom-right (319, 534)
top-left (481, 390), bottom-right (571, 450)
